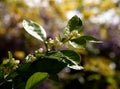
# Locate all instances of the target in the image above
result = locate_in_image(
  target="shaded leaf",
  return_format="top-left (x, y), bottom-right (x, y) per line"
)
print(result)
top-left (22, 19), bottom-right (47, 41)
top-left (0, 69), bottom-right (4, 79)
top-left (0, 81), bottom-right (12, 89)
top-left (13, 75), bottom-right (27, 89)
top-left (0, 68), bottom-right (4, 83)
top-left (17, 63), bottom-right (31, 74)
top-left (25, 72), bottom-right (48, 89)
top-left (29, 57), bottom-right (67, 74)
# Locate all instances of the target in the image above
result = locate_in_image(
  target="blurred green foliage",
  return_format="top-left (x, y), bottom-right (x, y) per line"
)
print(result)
top-left (0, 0), bottom-right (120, 89)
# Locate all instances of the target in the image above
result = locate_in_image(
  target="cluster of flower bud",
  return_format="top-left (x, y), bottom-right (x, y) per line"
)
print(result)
top-left (3, 58), bottom-right (20, 69)
top-left (25, 54), bottom-right (36, 62)
top-left (71, 30), bottom-right (81, 38)
top-left (64, 28), bottom-right (81, 41)
top-left (64, 28), bottom-right (71, 39)
top-left (35, 48), bottom-right (44, 53)
top-left (45, 28), bottom-right (81, 51)
top-left (2, 58), bottom-right (20, 75)
top-left (46, 37), bottom-right (63, 51)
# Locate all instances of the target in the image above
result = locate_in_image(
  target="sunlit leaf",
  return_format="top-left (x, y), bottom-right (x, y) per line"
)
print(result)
top-left (46, 51), bottom-right (64, 60)
top-left (25, 72), bottom-right (48, 89)
top-left (22, 19), bottom-right (47, 41)
top-left (60, 50), bottom-right (80, 64)
top-left (68, 65), bottom-right (83, 70)
top-left (60, 50), bottom-right (83, 70)
top-left (67, 15), bottom-right (82, 32)
top-left (70, 36), bottom-right (102, 45)
top-left (46, 50), bottom-right (83, 70)
top-left (68, 41), bottom-right (85, 50)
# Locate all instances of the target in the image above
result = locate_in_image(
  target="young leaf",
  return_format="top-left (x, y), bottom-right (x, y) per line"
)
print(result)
top-left (70, 36), bottom-right (102, 45)
top-left (67, 15), bottom-right (82, 32)
top-left (8, 51), bottom-right (13, 60)
top-left (22, 19), bottom-right (47, 41)
top-left (25, 72), bottom-right (48, 89)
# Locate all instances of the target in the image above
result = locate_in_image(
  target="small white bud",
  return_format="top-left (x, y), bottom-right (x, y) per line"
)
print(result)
top-left (38, 48), bottom-right (43, 53)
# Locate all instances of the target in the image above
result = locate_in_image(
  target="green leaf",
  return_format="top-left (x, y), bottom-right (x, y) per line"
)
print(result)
top-left (0, 68), bottom-right (4, 81)
top-left (67, 65), bottom-right (83, 70)
top-left (70, 36), bottom-right (101, 45)
top-left (68, 41), bottom-right (85, 50)
top-left (17, 63), bottom-right (31, 74)
top-left (29, 57), bottom-right (66, 74)
top-left (22, 19), bottom-right (47, 41)
top-left (46, 51), bottom-right (64, 60)
top-left (60, 50), bottom-right (83, 70)
top-left (13, 76), bottom-right (27, 89)
top-left (60, 50), bottom-right (80, 64)
top-left (67, 15), bottom-right (82, 32)
top-left (34, 52), bottom-right (44, 58)
top-left (0, 81), bottom-right (12, 89)
top-left (8, 51), bottom-right (13, 60)
top-left (25, 72), bottom-right (48, 89)
top-left (46, 50), bottom-right (83, 70)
